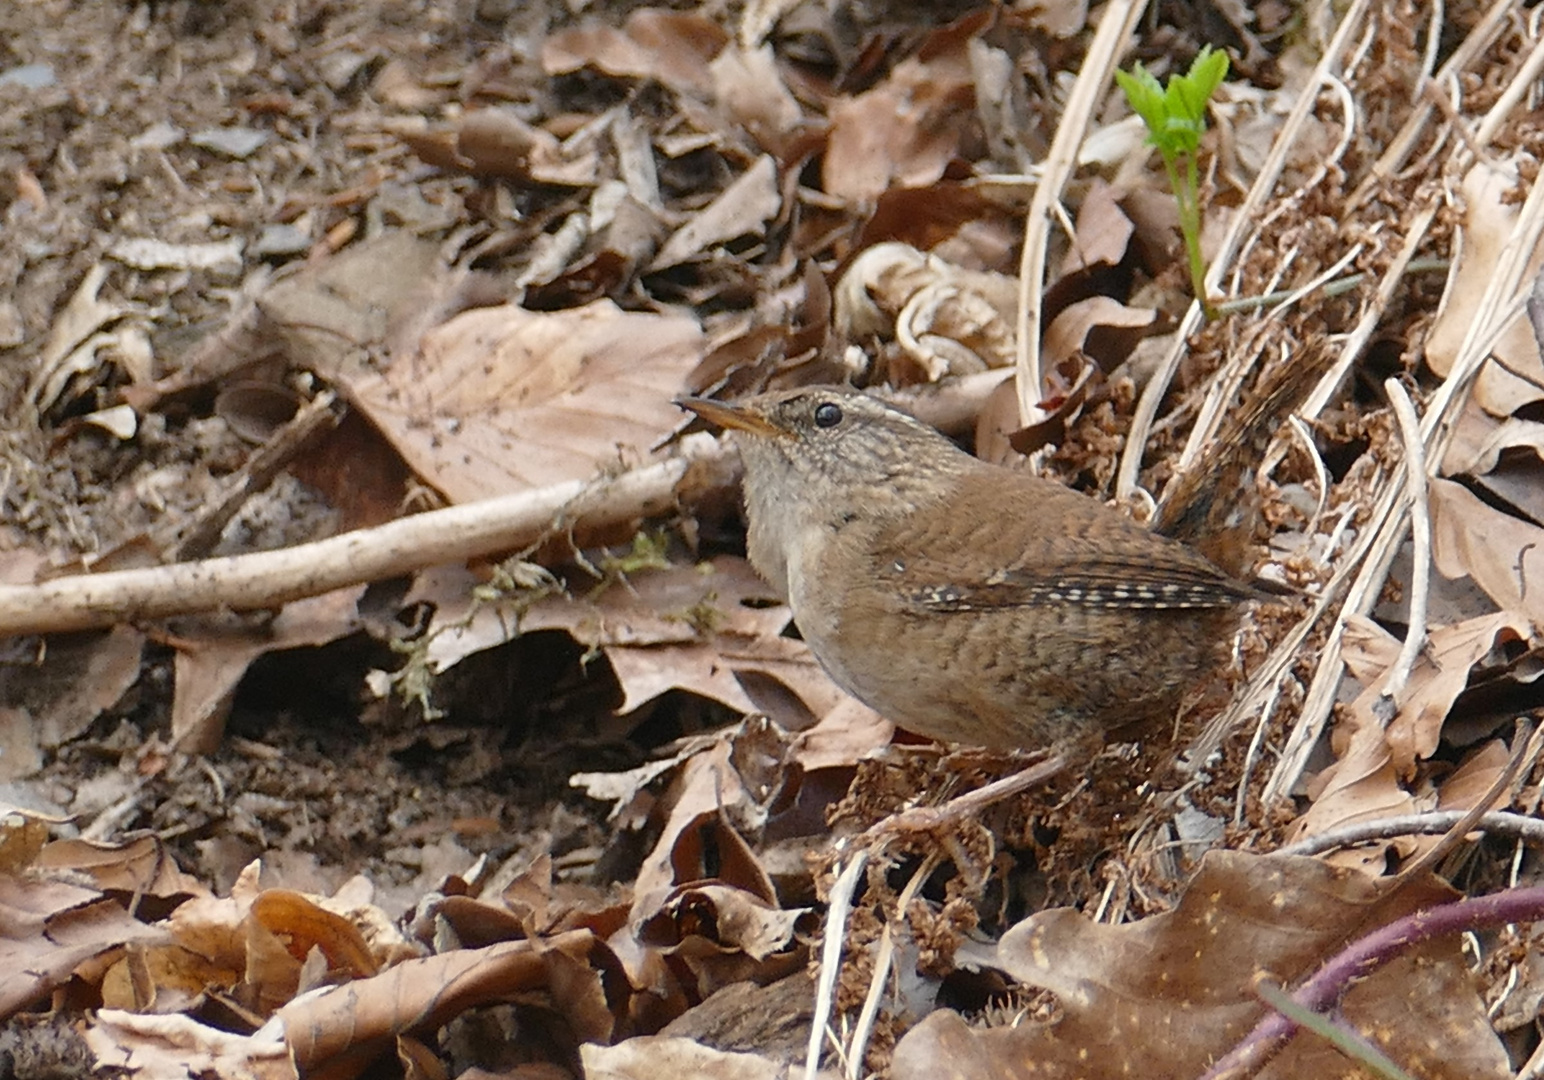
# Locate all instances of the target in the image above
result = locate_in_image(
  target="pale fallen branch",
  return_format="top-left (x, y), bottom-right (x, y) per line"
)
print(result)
top-left (0, 434), bottom-right (727, 636)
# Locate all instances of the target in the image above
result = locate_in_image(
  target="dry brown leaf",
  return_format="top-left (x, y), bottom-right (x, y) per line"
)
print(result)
top-left (893, 852), bottom-right (1506, 1080)
top-left (629, 743), bottom-right (754, 923)
top-left (249, 232), bottom-right (448, 393)
top-left (250, 889), bottom-right (380, 980)
top-left (1019, 0), bottom-right (1090, 37)
top-left (341, 299), bottom-right (704, 503)
top-left (1288, 621), bottom-right (1414, 854)
top-left (1385, 612), bottom-right (1535, 773)
top-left (1425, 158), bottom-right (1544, 415)
top-left (1436, 739), bottom-right (1512, 814)
top-left (1439, 398), bottom-right (1544, 477)
top-left (0, 625), bottom-right (144, 778)
top-left (416, 558), bottom-right (886, 738)
top-left (161, 861), bottom-right (415, 1021)
top-left (708, 45), bottom-right (802, 147)
top-left (821, 15), bottom-right (985, 202)
top-left (541, 9), bottom-right (728, 99)
top-left (435, 860), bottom-right (627, 948)
top-left (1337, 610), bottom-right (1536, 777)
top-left (833, 242), bottom-right (1017, 380)
top-left (1340, 612), bottom-right (1401, 683)
top-left (789, 697), bottom-right (894, 770)
top-left (83, 1011), bottom-right (294, 1080)
top-left (1057, 179), bottom-right (1134, 275)
top-left (1431, 477), bottom-right (1544, 626)
top-left (452, 108), bottom-right (600, 187)
top-left (1043, 296), bottom-right (1159, 374)
top-left (639, 883), bottom-right (808, 961)
top-left (26, 263), bottom-right (129, 414)
top-left (651, 155), bottom-right (781, 270)
top-left (579, 1036), bottom-right (794, 1080)
top-left (0, 876), bottom-right (168, 1018)
top-left (0, 803), bottom-right (57, 873)
top-left (36, 835), bottom-right (208, 899)
top-left (278, 930), bottom-right (611, 1075)
top-left (166, 860), bottom-right (264, 973)
top-left (1289, 747), bottom-right (1414, 865)
top-left (421, 558), bottom-right (785, 662)
top-left (100, 942), bottom-right (239, 1014)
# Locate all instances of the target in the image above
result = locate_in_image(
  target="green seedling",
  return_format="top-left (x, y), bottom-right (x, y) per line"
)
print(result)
top-left (1115, 45), bottom-right (1230, 320)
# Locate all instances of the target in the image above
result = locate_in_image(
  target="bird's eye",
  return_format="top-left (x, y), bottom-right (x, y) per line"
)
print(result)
top-left (813, 402), bottom-right (843, 428)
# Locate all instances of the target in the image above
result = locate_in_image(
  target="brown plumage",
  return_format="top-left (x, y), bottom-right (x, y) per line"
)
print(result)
top-left (682, 386), bottom-right (1277, 753)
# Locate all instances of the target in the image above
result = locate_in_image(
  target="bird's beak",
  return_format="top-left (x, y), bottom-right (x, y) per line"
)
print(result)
top-left (676, 396), bottom-right (785, 438)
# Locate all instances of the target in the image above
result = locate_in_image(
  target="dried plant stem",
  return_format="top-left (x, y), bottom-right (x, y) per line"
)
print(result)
top-left (846, 855), bottom-right (935, 1079)
top-left (805, 851), bottom-right (868, 1080)
top-left (855, 753), bottom-right (1067, 843)
top-left (1014, 0), bottom-right (1146, 421)
top-left (1275, 809), bottom-right (1544, 858)
top-left (1377, 380), bottom-right (1430, 709)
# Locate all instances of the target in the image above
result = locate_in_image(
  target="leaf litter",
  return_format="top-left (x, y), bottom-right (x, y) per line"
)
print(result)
top-left (1, 0), bottom-right (1544, 1077)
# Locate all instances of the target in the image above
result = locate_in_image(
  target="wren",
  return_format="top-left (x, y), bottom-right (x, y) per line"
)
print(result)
top-left (680, 386), bottom-right (1268, 754)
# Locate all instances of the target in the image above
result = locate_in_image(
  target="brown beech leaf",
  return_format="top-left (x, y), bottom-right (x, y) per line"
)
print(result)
top-left (541, 9), bottom-right (728, 99)
top-left (625, 740), bottom-right (772, 928)
top-left (36, 835), bottom-right (208, 899)
top-left (340, 300), bottom-right (704, 503)
top-left (277, 930), bottom-right (612, 1075)
top-left (639, 883), bottom-right (808, 961)
top-left (1426, 158), bottom-right (1544, 416)
top-left (166, 586), bottom-right (366, 755)
top-left (1, 625), bottom-right (144, 776)
top-left (1437, 739), bottom-right (1512, 815)
top-left (250, 889), bottom-right (380, 980)
top-left (1431, 477), bottom-right (1544, 627)
top-left (821, 15), bottom-right (985, 202)
top-left (892, 852), bottom-right (1506, 1080)
top-left (708, 45), bottom-right (802, 148)
top-left (1289, 620), bottom-right (1415, 857)
top-left (1042, 296), bottom-right (1159, 375)
top-left (651, 155), bottom-right (782, 270)
top-left (450, 108), bottom-right (600, 186)
top-left (415, 558), bottom-right (885, 736)
top-left (83, 1012), bottom-right (294, 1080)
top-left (580, 1036), bottom-right (791, 1080)
top-left (1057, 179), bottom-right (1135, 277)
top-left (1383, 611), bottom-right (1535, 773)
top-left (0, 877), bottom-right (168, 1019)
top-left (1439, 398), bottom-right (1544, 478)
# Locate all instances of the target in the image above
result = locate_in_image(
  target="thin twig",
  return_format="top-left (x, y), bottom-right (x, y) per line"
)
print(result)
top-left (1275, 809), bottom-right (1544, 857)
top-left (846, 855), bottom-right (935, 1079)
top-left (805, 851), bottom-right (868, 1080)
top-left (1014, 0), bottom-right (1147, 422)
top-left (855, 754), bottom-right (1067, 844)
top-left (1376, 379), bottom-right (1429, 710)
top-left (1396, 718), bottom-right (1537, 883)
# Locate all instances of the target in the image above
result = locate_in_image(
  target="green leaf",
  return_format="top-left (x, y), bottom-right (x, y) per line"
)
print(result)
top-left (1113, 64), bottom-right (1166, 134)
top-left (1116, 46), bottom-right (1230, 160)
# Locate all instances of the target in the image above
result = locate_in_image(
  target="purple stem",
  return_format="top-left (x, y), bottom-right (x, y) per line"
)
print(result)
top-left (1199, 883), bottom-right (1544, 1080)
